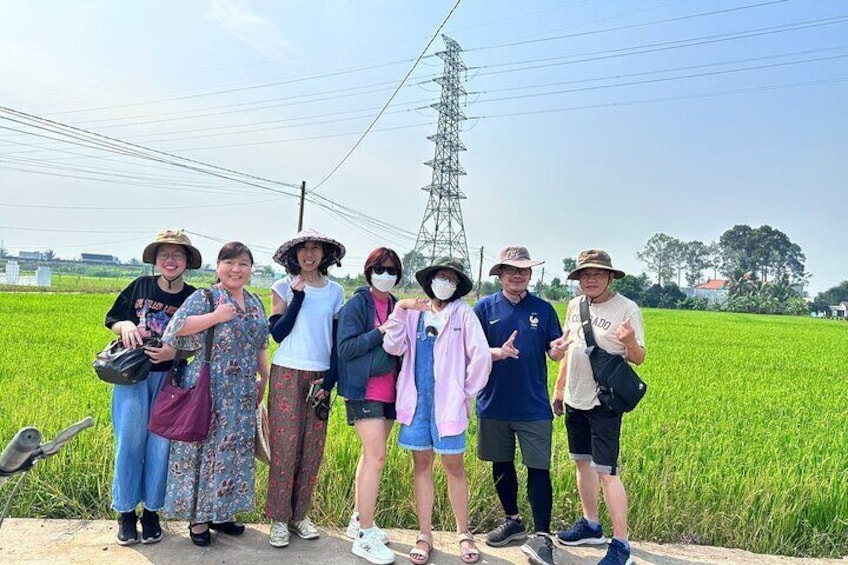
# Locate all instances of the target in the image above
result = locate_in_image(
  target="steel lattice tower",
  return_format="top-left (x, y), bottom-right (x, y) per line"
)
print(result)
top-left (412, 35), bottom-right (471, 272)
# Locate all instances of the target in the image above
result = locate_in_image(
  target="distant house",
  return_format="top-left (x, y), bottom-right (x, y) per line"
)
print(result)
top-left (81, 253), bottom-right (120, 265)
top-left (691, 279), bottom-right (729, 304)
top-left (828, 302), bottom-right (848, 319)
top-left (19, 251), bottom-right (45, 260)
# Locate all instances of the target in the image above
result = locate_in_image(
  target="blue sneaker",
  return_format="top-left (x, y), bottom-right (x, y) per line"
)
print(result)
top-left (555, 517), bottom-right (606, 546)
top-left (599, 538), bottom-right (633, 565)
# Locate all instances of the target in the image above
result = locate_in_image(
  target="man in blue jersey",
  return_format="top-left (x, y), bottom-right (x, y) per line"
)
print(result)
top-left (473, 246), bottom-right (567, 565)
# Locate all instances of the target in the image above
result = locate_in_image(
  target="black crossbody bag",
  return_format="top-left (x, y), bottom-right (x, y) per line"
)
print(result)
top-left (579, 297), bottom-right (647, 414)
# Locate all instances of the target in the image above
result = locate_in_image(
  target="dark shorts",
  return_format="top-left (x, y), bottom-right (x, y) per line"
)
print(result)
top-left (565, 404), bottom-right (623, 475)
top-left (476, 418), bottom-right (552, 470)
top-left (345, 399), bottom-right (397, 426)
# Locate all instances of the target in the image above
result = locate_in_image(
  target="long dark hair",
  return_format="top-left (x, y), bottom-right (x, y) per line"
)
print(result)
top-left (282, 241), bottom-right (341, 276)
top-left (364, 247), bottom-right (402, 286)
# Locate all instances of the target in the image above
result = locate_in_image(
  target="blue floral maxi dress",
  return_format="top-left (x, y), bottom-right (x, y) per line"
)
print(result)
top-left (160, 286), bottom-right (269, 522)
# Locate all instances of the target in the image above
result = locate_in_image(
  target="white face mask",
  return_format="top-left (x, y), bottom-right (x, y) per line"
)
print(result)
top-left (371, 271), bottom-right (397, 293)
top-left (431, 276), bottom-right (457, 300)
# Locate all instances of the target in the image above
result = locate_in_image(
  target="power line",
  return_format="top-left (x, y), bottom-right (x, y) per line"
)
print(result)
top-left (309, 0), bottom-right (464, 194)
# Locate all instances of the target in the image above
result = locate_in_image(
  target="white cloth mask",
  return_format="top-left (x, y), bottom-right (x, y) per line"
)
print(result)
top-left (371, 272), bottom-right (397, 293)
top-left (431, 277), bottom-right (457, 300)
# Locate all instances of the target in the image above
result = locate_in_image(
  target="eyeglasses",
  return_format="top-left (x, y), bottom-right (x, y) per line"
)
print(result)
top-left (372, 265), bottom-right (398, 276)
top-left (157, 252), bottom-right (186, 261)
top-left (425, 325), bottom-right (439, 337)
top-left (500, 266), bottom-right (531, 276)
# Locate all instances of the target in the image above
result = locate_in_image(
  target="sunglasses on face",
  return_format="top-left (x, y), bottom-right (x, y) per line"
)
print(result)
top-left (372, 265), bottom-right (398, 276)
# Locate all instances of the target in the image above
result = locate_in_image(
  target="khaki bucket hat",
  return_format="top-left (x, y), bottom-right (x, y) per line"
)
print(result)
top-left (142, 229), bottom-right (202, 269)
top-left (567, 249), bottom-right (625, 280)
top-left (415, 257), bottom-right (474, 297)
top-left (489, 246), bottom-right (544, 276)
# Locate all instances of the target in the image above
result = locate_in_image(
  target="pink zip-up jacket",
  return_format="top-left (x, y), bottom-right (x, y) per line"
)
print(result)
top-left (383, 299), bottom-right (492, 438)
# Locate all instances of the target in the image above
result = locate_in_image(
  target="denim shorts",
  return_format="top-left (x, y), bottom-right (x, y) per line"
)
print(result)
top-left (345, 399), bottom-right (397, 426)
top-left (398, 416), bottom-right (466, 455)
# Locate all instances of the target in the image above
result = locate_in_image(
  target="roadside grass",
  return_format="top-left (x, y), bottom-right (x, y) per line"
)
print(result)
top-left (0, 293), bottom-right (845, 557)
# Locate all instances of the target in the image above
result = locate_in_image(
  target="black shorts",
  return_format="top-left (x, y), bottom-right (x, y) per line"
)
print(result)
top-left (345, 399), bottom-right (397, 426)
top-left (476, 418), bottom-right (552, 470)
top-left (565, 404), bottom-right (623, 475)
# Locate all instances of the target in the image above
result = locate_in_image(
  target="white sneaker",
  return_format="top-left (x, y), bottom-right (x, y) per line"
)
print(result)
top-left (346, 512), bottom-right (391, 544)
top-left (352, 528), bottom-right (395, 565)
top-left (269, 522), bottom-right (290, 547)
top-left (290, 516), bottom-right (320, 540)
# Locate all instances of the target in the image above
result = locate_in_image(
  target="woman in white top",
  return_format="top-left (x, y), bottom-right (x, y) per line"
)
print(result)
top-left (264, 228), bottom-right (345, 549)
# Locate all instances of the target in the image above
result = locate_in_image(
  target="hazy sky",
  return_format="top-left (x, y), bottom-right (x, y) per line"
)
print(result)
top-left (1, 0), bottom-right (845, 295)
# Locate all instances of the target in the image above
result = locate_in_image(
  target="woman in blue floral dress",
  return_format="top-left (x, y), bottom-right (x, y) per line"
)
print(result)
top-left (161, 241), bottom-right (270, 547)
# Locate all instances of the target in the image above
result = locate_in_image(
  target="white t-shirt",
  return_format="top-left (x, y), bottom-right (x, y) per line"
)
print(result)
top-left (563, 293), bottom-right (645, 410)
top-left (270, 276), bottom-right (344, 371)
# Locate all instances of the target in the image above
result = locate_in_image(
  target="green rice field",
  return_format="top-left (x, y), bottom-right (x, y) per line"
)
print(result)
top-left (0, 292), bottom-right (845, 557)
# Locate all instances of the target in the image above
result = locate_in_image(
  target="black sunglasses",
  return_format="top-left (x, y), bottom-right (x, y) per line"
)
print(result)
top-left (425, 325), bottom-right (439, 337)
top-left (372, 265), bottom-right (399, 276)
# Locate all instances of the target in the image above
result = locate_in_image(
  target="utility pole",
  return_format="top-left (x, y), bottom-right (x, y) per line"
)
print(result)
top-left (475, 246), bottom-right (484, 299)
top-left (297, 181), bottom-right (306, 231)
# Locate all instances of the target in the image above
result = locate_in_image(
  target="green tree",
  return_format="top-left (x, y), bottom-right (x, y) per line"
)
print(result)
top-left (637, 233), bottom-right (678, 286)
top-left (719, 225), bottom-right (806, 283)
top-left (401, 250), bottom-right (426, 287)
top-left (611, 273), bottom-right (649, 304)
top-left (43, 249), bottom-right (56, 261)
top-left (682, 240), bottom-right (710, 287)
top-left (811, 280), bottom-right (848, 315)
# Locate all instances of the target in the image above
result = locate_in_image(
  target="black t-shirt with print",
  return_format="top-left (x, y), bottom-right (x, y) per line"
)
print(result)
top-left (105, 275), bottom-right (196, 372)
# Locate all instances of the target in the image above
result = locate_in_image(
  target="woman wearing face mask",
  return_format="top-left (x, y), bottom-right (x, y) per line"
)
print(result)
top-left (382, 257), bottom-right (492, 565)
top-left (335, 247), bottom-right (402, 565)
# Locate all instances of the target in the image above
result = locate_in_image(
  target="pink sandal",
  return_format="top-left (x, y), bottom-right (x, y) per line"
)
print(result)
top-left (409, 533), bottom-right (432, 565)
top-left (459, 532), bottom-right (481, 564)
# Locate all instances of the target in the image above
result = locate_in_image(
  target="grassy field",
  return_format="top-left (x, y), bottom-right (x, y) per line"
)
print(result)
top-left (0, 292), bottom-right (846, 557)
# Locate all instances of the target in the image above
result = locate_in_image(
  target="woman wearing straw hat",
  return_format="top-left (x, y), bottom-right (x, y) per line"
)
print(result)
top-left (382, 257), bottom-right (492, 565)
top-left (265, 228), bottom-right (346, 548)
top-left (104, 229), bottom-right (201, 546)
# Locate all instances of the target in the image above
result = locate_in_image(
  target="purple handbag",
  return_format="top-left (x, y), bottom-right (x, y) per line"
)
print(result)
top-left (148, 290), bottom-right (215, 442)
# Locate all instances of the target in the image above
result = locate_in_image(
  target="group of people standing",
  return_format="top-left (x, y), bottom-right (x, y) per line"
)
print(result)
top-left (104, 227), bottom-right (645, 565)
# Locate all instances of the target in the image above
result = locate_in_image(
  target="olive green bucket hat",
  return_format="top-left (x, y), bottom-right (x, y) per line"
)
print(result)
top-left (415, 257), bottom-right (474, 297)
top-left (567, 249), bottom-right (625, 280)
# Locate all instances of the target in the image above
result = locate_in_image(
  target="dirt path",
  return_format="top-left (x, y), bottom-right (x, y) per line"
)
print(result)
top-left (0, 519), bottom-right (841, 564)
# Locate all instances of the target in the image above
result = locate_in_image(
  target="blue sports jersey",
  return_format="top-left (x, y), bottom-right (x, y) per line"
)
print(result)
top-left (473, 292), bottom-right (562, 421)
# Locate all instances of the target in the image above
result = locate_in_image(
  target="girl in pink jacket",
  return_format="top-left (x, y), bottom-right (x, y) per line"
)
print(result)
top-left (382, 257), bottom-right (492, 565)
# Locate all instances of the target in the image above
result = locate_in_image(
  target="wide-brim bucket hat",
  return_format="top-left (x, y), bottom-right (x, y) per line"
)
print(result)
top-left (272, 228), bottom-right (346, 267)
top-left (142, 229), bottom-right (202, 269)
top-left (489, 245), bottom-right (545, 276)
top-left (415, 257), bottom-right (473, 297)
top-left (567, 248), bottom-right (626, 280)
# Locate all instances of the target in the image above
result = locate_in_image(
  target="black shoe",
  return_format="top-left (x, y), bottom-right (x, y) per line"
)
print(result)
top-left (140, 509), bottom-right (163, 544)
top-left (485, 516), bottom-right (527, 547)
top-left (189, 523), bottom-right (211, 547)
top-left (116, 511), bottom-right (138, 546)
top-left (521, 534), bottom-right (556, 565)
top-left (209, 521), bottom-right (245, 536)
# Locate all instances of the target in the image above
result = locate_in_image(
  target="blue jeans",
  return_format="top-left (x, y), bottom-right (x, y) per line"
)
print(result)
top-left (111, 370), bottom-right (170, 512)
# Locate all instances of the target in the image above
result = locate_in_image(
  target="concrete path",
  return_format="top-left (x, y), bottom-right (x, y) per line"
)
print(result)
top-left (0, 519), bottom-right (842, 564)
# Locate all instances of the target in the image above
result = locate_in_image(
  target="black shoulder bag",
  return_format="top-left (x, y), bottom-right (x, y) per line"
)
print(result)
top-left (579, 298), bottom-right (647, 414)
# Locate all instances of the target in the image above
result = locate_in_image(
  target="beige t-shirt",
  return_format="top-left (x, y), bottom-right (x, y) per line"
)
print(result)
top-left (563, 293), bottom-right (645, 410)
